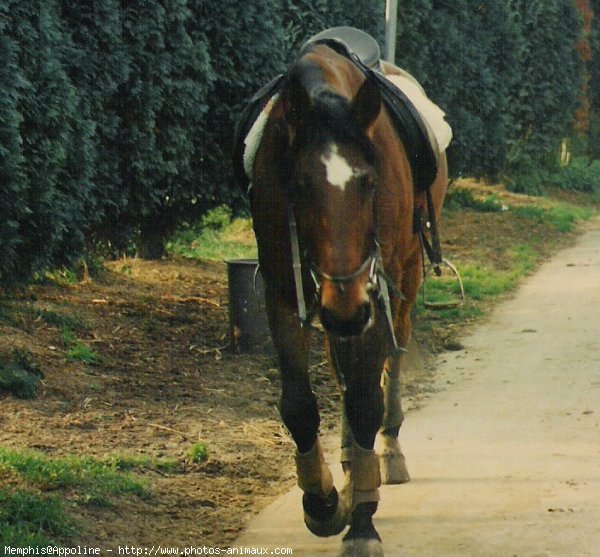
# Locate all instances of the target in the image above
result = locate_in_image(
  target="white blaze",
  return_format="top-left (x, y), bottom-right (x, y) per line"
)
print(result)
top-left (320, 144), bottom-right (355, 191)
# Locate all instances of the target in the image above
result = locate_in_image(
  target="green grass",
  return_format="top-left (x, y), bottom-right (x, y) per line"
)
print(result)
top-left (445, 187), bottom-right (504, 212)
top-left (61, 326), bottom-right (99, 364)
top-left (104, 453), bottom-right (180, 473)
top-left (512, 203), bottom-right (593, 232)
top-left (37, 309), bottom-right (86, 332)
top-left (416, 196), bottom-right (594, 329)
top-left (446, 184), bottom-right (593, 233)
top-left (0, 447), bottom-right (150, 546)
top-left (187, 442), bottom-right (209, 464)
top-left (168, 206), bottom-right (257, 261)
top-left (0, 489), bottom-right (76, 546)
top-left (34, 268), bottom-right (79, 287)
top-left (0, 447), bottom-right (146, 501)
top-left (417, 262), bottom-right (516, 312)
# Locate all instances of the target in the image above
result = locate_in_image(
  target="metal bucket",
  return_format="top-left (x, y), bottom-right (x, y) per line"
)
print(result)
top-left (225, 259), bottom-right (272, 353)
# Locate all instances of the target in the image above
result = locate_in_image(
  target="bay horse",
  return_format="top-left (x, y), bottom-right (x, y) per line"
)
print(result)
top-left (244, 40), bottom-right (448, 556)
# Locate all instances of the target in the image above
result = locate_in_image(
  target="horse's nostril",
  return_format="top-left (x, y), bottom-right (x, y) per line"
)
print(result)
top-left (355, 303), bottom-right (371, 327)
top-left (320, 303), bottom-right (372, 337)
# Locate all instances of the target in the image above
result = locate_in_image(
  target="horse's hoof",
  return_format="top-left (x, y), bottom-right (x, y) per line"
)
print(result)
top-left (303, 488), bottom-right (349, 537)
top-left (339, 539), bottom-right (384, 557)
top-left (377, 437), bottom-right (410, 485)
top-left (379, 449), bottom-right (410, 484)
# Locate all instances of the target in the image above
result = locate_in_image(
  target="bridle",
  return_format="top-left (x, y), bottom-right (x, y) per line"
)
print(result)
top-left (278, 41), bottom-right (445, 356)
top-left (287, 204), bottom-right (405, 356)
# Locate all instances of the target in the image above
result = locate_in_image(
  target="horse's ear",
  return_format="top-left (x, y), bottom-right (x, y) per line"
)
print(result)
top-left (280, 75), bottom-right (311, 141)
top-left (350, 75), bottom-right (381, 134)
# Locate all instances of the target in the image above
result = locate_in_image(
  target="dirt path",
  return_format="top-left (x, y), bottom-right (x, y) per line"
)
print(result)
top-left (235, 221), bottom-right (600, 556)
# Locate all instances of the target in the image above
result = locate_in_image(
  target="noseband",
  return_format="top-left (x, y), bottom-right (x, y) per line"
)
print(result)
top-left (310, 244), bottom-right (378, 294)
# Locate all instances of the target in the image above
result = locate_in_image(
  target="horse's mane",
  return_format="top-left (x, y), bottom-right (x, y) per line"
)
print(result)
top-left (287, 49), bottom-right (377, 166)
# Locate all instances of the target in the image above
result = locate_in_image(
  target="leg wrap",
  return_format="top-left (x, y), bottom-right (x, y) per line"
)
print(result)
top-left (296, 438), bottom-right (334, 497)
top-left (377, 367), bottom-right (410, 483)
top-left (380, 367), bottom-right (404, 433)
top-left (341, 442), bottom-right (381, 511)
top-left (298, 439), bottom-right (349, 537)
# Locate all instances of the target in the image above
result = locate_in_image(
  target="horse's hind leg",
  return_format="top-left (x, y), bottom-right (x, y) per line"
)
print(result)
top-left (377, 251), bottom-right (422, 484)
top-left (266, 295), bottom-right (347, 537)
top-left (377, 351), bottom-right (410, 484)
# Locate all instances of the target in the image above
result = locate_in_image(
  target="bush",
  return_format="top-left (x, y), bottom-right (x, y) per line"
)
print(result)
top-left (445, 188), bottom-right (503, 212)
top-left (545, 157), bottom-right (600, 193)
top-left (0, 349), bottom-right (44, 400)
top-left (187, 442), bottom-right (209, 464)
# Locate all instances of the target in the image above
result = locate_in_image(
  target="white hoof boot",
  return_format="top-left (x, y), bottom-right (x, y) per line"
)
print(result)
top-left (377, 434), bottom-right (410, 485)
top-left (339, 539), bottom-right (384, 557)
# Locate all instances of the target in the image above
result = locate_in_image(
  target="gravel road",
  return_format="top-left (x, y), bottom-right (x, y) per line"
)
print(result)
top-left (235, 221), bottom-right (600, 556)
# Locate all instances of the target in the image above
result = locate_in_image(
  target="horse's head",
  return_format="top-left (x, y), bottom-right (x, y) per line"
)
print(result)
top-left (281, 53), bottom-right (382, 338)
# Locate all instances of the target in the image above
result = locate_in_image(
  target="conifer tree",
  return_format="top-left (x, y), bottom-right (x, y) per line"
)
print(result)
top-left (117, 0), bottom-right (212, 258)
top-left (189, 0), bottom-right (286, 219)
top-left (588, 0), bottom-right (600, 158)
top-left (3, 0), bottom-right (89, 281)
top-left (0, 3), bottom-right (26, 285)
top-left (506, 0), bottom-right (583, 177)
top-left (58, 0), bottom-right (129, 255)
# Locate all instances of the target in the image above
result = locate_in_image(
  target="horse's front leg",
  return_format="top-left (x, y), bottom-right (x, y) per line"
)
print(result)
top-left (265, 293), bottom-right (347, 537)
top-left (332, 333), bottom-right (387, 557)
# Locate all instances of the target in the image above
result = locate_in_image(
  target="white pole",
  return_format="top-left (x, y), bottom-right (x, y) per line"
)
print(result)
top-left (384, 0), bottom-right (398, 64)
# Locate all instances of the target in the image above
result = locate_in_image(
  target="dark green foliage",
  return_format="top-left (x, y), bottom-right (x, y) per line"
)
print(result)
top-left (0, 6), bottom-right (26, 285)
top-left (281, 0), bottom-right (384, 54)
top-left (58, 0), bottom-right (129, 255)
top-left (393, 0), bottom-right (433, 83)
top-left (1, 0), bottom-right (95, 283)
top-left (588, 0), bottom-right (600, 159)
top-left (417, 1), bottom-right (497, 178)
top-left (591, 0), bottom-right (600, 105)
top-left (394, 0), bottom-right (583, 183)
top-left (116, 0), bottom-right (214, 258)
top-left (444, 188), bottom-right (503, 213)
top-left (190, 0), bottom-right (285, 220)
top-left (506, 0), bottom-right (583, 173)
top-left (543, 157), bottom-right (600, 193)
top-left (0, 0), bottom-right (596, 283)
top-left (0, 489), bottom-right (74, 544)
top-left (0, 349), bottom-right (44, 399)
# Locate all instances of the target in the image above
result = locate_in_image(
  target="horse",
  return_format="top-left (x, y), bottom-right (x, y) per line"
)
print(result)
top-left (240, 38), bottom-right (448, 557)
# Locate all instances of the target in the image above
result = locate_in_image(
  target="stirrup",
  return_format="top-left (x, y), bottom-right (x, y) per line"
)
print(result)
top-left (421, 258), bottom-right (465, 310)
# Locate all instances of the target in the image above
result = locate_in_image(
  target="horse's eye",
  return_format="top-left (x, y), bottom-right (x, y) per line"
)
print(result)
top-left (294, 175), bottom-right (312, 198)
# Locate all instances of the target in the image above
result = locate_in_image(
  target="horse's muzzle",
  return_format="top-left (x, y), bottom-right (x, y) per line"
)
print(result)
top-left (320, 302), bottom-right (373, 338)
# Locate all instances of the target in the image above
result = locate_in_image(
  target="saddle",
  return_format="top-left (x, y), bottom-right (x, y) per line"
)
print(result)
top-left (232, 26), bottom-right (445, 196)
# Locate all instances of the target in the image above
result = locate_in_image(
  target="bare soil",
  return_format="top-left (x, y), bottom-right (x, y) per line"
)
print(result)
top-left (0, 183), bottom-right (585, 549)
